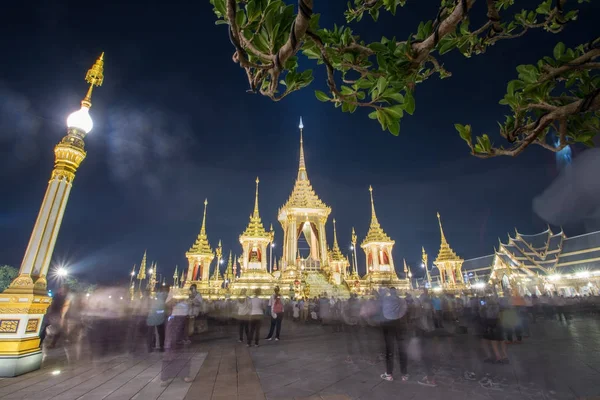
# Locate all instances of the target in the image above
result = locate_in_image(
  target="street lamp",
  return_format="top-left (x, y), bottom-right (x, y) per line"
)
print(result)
top-left (56, 267), bottom-right (68, 277)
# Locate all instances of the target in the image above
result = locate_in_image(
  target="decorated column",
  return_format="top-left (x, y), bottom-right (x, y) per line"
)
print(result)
top-left (0, 53), bottom-right (104, 377)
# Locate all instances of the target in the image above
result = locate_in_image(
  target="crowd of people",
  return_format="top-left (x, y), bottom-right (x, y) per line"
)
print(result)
top-left (41, 283), bottom-right (600, 387)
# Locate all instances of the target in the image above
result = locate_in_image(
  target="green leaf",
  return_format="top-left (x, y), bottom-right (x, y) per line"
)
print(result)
top-left (385, 104), bottom-right (404, 119)
top-left (404, 91), bottom-right (415, 115)
top-left (368, 110), bottom-right (378, 120)
top-left (315, 90), bottom-right (330, 102)
top-left (553, 42), bottom-right (565, 60)
top-left (387, 118), bottom-right (400, 136)
top-left (454, 123), bottom-right (472, 144)
top-left (507, 80), bottom-right (525, 96)
top-left (375, 110), bottom-right (387, 130)
top-left (376, 77), bottom-right (388, 98)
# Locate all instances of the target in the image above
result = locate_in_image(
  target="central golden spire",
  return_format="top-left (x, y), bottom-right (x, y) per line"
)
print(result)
top-left (253, 177), bottom-right (260, 217)
top-left (188, 199), bottom-right (213, 256)
top-left (201, 199), bottom-right (208, 235)
top-left (369, 185), bottom-right (380, 227)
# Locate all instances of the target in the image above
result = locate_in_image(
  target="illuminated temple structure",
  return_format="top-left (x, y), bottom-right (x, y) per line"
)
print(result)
top-left (175, 118), bottom-right (410, 298)
top-left (427, 224), bottom-right (600, 296)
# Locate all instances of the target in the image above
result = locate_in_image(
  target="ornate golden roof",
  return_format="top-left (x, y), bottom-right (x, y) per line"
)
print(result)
top-left (188, 199), bottom-right (214, 257)
top-left (280, 119), bottom-right (331, 214)
top-left (329, 219), bottom-right (349, 264)
top-left (361, 186), bottom-right (394, 246)
top-left (434, 212), bottom-right (463, 264)
top-left (241, 178), bottom-right (272, 241)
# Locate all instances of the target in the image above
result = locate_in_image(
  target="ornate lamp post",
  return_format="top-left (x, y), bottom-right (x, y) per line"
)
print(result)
top-left (0, 53), bottom-right (104, 377)
top-left (422, 247), bottom-right (432, 287)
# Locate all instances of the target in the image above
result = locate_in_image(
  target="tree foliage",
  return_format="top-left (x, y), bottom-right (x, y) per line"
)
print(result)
top-left (210, 0), bottom-right (598, 157)
top-left (0, 265), bottom-right (18, 292)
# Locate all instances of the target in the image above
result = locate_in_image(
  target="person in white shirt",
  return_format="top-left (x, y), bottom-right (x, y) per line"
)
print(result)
top-left (248, 289), bottom-right (264, 347)
top-left (162, 292), bottom-right (193, 385)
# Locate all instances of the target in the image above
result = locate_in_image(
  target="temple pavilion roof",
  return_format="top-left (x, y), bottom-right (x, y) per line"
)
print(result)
top-left (280, 119), bottom-right (331, 215)
top-left (329, 219), bottom-right (349, 264)
top-left (187, 199), bottom-right (214, 257)
top-left (361, 186), bottom-right (394, 246)
top-left (434, 213), bottom-right (463, 264)
top-left (241, 178), bottom-right (272, 242)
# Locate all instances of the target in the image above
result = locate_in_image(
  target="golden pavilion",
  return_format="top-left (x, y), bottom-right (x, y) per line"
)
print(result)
top-left (172, 118), bottom-right (411, 298)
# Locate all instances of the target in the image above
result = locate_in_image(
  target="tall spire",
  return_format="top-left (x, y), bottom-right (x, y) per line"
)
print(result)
top-left (201, 199), bottom-right (208, 234)
top-left (362, 186), bottom-right (392, 245)
top-left (298, 117), bottom-right (307, 181)
top-left (333, 218), bottom-right (340, 249)
top-left (437, 212), bottom-right (447, 246)
top-left (137, 250), bottom-right (147, 280)
top-left (254, 177), bottom-right (260, 217)
top-left (369, 186), bottom-right (379, 227)
top-left (173, 265), bottom-right (178, 279)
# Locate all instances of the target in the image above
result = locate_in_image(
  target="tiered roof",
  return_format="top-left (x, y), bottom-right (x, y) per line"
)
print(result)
top-left (241, 178), bottom-right (272, 241)
top-left (280, 118), bottom-right (331, 215)
top-left (361, 186), bottom-right (394, 246)
top-left (188, 199), bottom-right (214, 257)
top-left (329, 219), bottom-right (349, 264)
top-left (434, 213), bottom-right (463, 265)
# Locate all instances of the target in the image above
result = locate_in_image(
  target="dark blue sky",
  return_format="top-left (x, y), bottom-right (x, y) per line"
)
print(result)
top-left (0, 0), bottom-right (597, 285)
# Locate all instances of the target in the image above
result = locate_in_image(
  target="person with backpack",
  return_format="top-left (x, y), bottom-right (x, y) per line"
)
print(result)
top-left (266, 287), bottom-right (284, 341)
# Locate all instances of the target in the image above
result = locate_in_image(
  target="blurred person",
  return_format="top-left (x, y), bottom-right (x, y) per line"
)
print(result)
top-left (380, 288), bottom-right (409, 383)
top-left (147, 286), bottom-right (168, 352)
top-left (187, 284), bottom-right (203, 341)
top-left (45, 284), bottom-right (70, 348)
top-left (248, 289), bottom-right (264, 347)
top-left (266, 287), bottom-right (284, 341)
top-left (63, 291), bottom-right (86, 362)
top-left (343, 293), bottom-right (362, 364)
top-left (237, 296), bottom-right (250, 343)
top-left (481, 296), bottom-right (509, 364)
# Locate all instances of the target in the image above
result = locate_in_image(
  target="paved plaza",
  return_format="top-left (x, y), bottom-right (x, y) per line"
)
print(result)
top-left (1, 317), bottom-right (599, 400)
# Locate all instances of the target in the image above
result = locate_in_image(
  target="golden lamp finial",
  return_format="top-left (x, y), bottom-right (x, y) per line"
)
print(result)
top-left (351, 227), bottom-right (357, 246)
top-left (297, 117), bottom-right (307, 180)
top-left (82, 52), bottom-right (105, 108)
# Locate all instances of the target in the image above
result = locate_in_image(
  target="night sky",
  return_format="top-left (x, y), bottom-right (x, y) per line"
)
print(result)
top-left (0, 0), bottom-right (598, 286)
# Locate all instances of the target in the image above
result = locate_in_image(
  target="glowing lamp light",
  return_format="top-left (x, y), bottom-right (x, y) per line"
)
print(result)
top-left (350, 245), bottom-right (354, 250)
top-left (548, 274), bottom-right (561, 281)
top-left (271, 243), bottom-right (275, 248)
top-left (51, 370), bottom-right (61, 376)
top-left (148, 269), bottom-right (153, 275)
top-left (473, 282), bottom-right (486, 289)
top-left (130, 271), bottom-right (135, 276)
top-left (432, 287), bottom-right (443, 292)
top-left (575, 271), bottom-right (591, 279)
top-left (86, 293), bottom-right (90, 297)
top-left (67, 106), bottom-right (93, 133)
top-left (421, 263), bottom-right (425, 269)
top-left (56, 267), bottom-right (68, 277)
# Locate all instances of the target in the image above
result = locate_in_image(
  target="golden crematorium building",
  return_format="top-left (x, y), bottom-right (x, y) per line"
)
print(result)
top-left (427, 224), bottom-right (600, 296)
top-left (172, 119), bottom-right (410, 298)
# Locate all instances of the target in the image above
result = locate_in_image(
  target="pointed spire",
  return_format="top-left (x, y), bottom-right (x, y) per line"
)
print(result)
top-left (298, 117), bottom-right (307, 181)
top-left (369, 186), bottom-right (379, 227)
top-left (201, 199), bottom-right (208, 234)
top-left (137, 250), bottom-right (147, 280)
top-left (173, 265), bottom-right (178, 279)
top-left (403, 259), bottom-right (408, 273)
top-left (437, 212), bottom-right (447, 245)
top-left (254, 177), bottom-right (260, 217)
top-left (333, 218), bottom-right (340, 249)
top-left (82, 52), bottom-right (105, 108)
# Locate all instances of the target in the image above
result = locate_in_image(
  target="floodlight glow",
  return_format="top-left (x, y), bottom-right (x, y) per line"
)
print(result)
top-left (56, 267), bottom-right (68, 277)
top-left (548, 274), bottom-right (561, 281)
top-left (575, 271), bottom-right (590, 278)
top-left (51, 370), bottom-right (61, 376)
top-left (473, 282), bottom-right (486, 289)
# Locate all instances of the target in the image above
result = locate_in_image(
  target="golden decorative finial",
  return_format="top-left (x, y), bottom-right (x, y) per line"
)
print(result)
top-left (201, 199), bottom-right (208, 234)
top-left (437, 212), bottom-right (447, 245)
top-left (351, 227), bottom-right (357, 246)
top-left (369, 185), bottom-right (379, 226)
top-left (333, 218), bottom-right (339, 246)
top-left (173, 265), bottom-right (178, 279)
top-left (298, 117), bottom-right (307, 180)
top-left (137, 250), bottom-right (147, 280)
top-left (254, 177), bottom-right (260, 216)
top-left (403, 258), bottom-right (408, 273)
top-left (82, 52), bottom-right (105, 108)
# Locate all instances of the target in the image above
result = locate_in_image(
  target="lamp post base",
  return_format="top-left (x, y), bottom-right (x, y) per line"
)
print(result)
top-left (0, 350), bottom-right (43, 377)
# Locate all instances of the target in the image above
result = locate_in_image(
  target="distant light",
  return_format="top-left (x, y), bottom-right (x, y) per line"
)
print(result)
top-left (108, 295), bottom-right (112, 299)
top-left (57, 267), bottom-right (68, 277)
top-left (421, 263), bottom-right (425, 269)
top-left (548, 274), bottom-right (561, 281)
top-left (148, 269), bottom-right (153, 275)
top-left (433, 287), bottom-right (443, 292)
top-left (131, 271), bottom-right (135, 276)
top-left (119, 296), bottom-right (123, 300)
top-left (350, 246), bottom-right (354, 250)
top-left (271, 243), bottom-right (275, 248)
top-left (473, 282), bottom-right (486, 289)
top-left (67, 105), bottom-right (93, 133)
top-left (575, 271), bottom-right (590, 279)
top-left (86, 293), bottom-right (90, 297)
top-left (51, 370), bottom-right (61, 376)
top-left (220, 260), bottom-right (224, 264)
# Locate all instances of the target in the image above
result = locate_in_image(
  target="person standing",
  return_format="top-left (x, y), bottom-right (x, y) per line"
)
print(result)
top-left (162, 294), bottom-right (193, 385)
top-left (380, 288), bottom-right (409, 383)
top-left (266, 287), bottom-right (284, 341)
top-left (146, 287), bottom-right (167, 352)
top-left (237, 296), bottom-right (250, 343)
top-left (187, 284), bottom-right (203, 342)
top-left (248, 289), bottom-right (264, 347)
